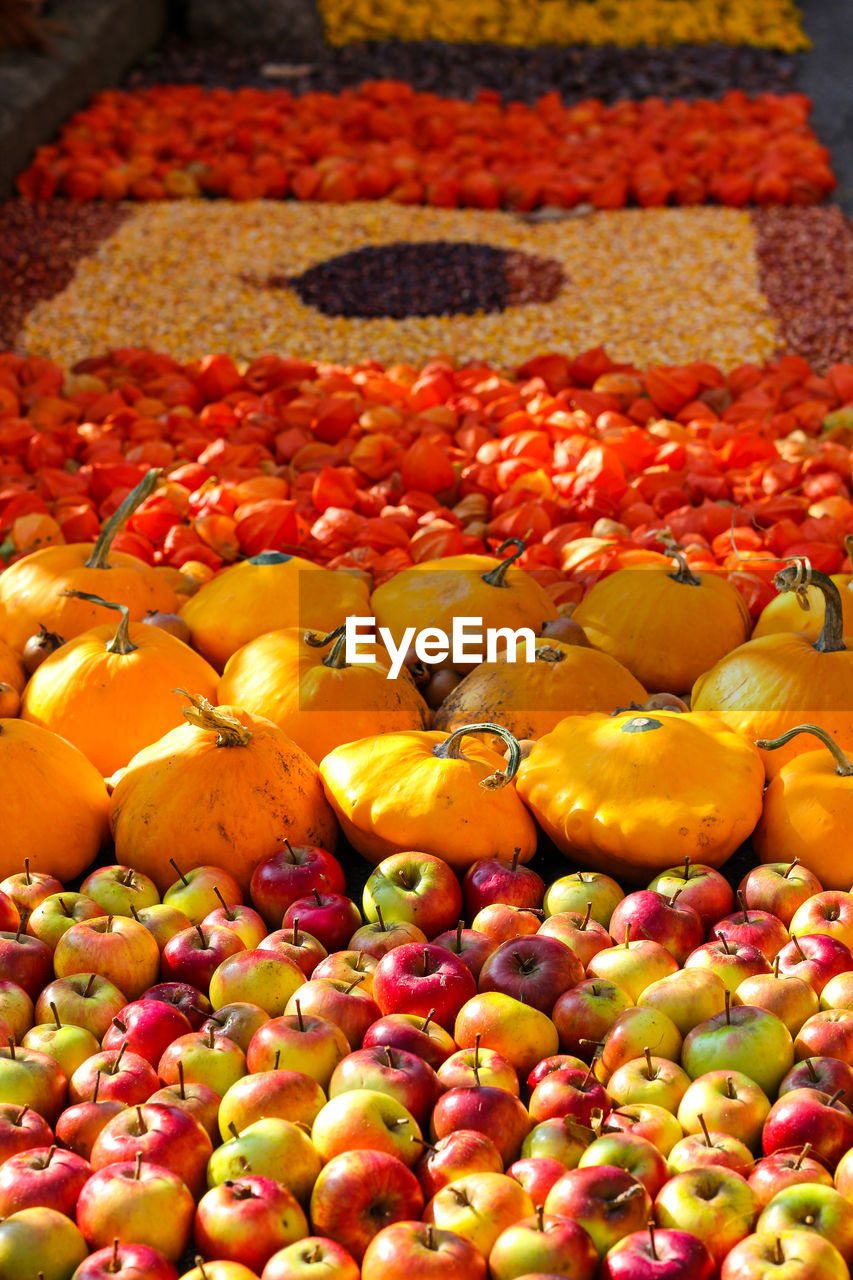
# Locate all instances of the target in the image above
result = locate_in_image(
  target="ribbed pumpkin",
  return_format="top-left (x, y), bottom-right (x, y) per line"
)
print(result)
top-left (370, 539), bottom-right (554, 649)
top-left (21, 592), bottom-right (219, 777)
top-left (179, 551), bottom-right (371, 671)
top-left (572, 549), bottom-right (751, 693)
top-left (433, 637), bottom-right (647, 741)
top-left (753, 724), bottom-right (853, 890)
top-left (516, 710), bottom-right (764, 881)
top-left (109, 693), bottom-right (339, 892)
top-left (0, 470), bottom-right (179, 651)
top-left (692, 565), bottom-right (853, 779)
top-left (217, 624), bottom-right (429, 765)
top-left (319, 722), bottom-right (537, 869)
top-left (0, 718), bottom-right (110, 881)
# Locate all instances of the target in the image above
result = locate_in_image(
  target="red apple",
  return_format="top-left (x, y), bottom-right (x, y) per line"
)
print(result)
top-left (685, 936), bottom-right (771, 987)
top-left (308, 1149), bottom-right (424, 1262)
top-left (437, 1043), bottom-right (519, 1096)
top-left (372, 943), bottom-right (476, 1030)
top-left (0, 863), bottom-right (62, 917)
top-left (552, 978), bottom-right (633, 1061)
top-left (600, 1224), bottom-right (715, 1279)
top-left (789, 890), bottom-right (853, 951)
top-left (667, 1124), bottom-right (754, 1177)
top-left (505, 1157), bottom-right (568, 1207)
top-left (0, 978), bottom-right (34, 1042)
top-left (776, 933), bottom-right (853, 995)
top-left (90, 1101), bottom-right (213, 1196)
top-left (36, 973), bottom-right (128, 1041)
top-left (462, 849), bottom-right (544, 917)
top-left (779, 1054), bottom-right (853, 1098)
top-left (471, 903), bottom-right (543, 944)
top-left (202, 899), bottom-right (267, 951)
top-left (143, 981), bottom-right (211, 1029)
top-left (414, 1130), bottom-right (504, 1199)
top-left (739, 860), bottom-right (823, 926)
top-left (578, 1131), bottom-right (669, 1197)
top-left (161, 924), bottom-right (246, 991)
top-left (148, 1069), bottom-right (221, 1142)
top-left (0, 1144), bottom-right (90, 1216)
top-left (0, 1102), bottom-right (53, 1164)
top-left (76, 1156), bottom-right (195, 1261)
top-left (361, 1219), bottom-right (486, 1280)
top-left (609, 891), bottom-right (704, 966)
top-left (429, 923), bottom-right (496, 980)
top-left (488, 1208), bottom-right (598, 1280)
top-left (261, 1237), bottom-right (359, 1280)
top-left (284, 979), bottom-right (380, 1051)
top-left (648, 858), bottom-right (735, 932)
top-left (528, 1065), bottom-right (611, 1126)
top-left (361, 1013), bottom-right (456, 1069)
top-left (794, 1009), bottom-right (853, 1064)
top-left (69, 1045), bottom-right (159, 1105)
top-left (250, 840), bottom-right (345, 930)
top-left (209, 949), bottom-right (305, 1018)
top-left (282, 893), bottom-right (362, 955)
top-left (54, 1096), bottom-right (126, 1161)
top-left (763, 1087), bottom-right (853, 1170)
top-left (101, 999), bottom-right (193, 1065)
top-left (70, 1240), bottom-right (179, 1280)
top-left (677, 1070), bottom-right (771, 1152)
top-left (246, 1009), bottom-right (350, 1087)
top-left (0, 889), bottom-right (20, 933)
top-left (477, 934), bottom-right (583, 1014)
top-left (0, 926), bottom-right (52, 999)
top-left (329, 1045), bottom-right (441, 1126)
top-left (710, 896), bottom-right (789, 963)
top-left (538, 909), bottom-right (611, 968)
top-left (363, 852), bottom-right (463, 941)
top-left (544, 1165), bottom-right (652, 1258)
top-left (423, 1170), bottom-right (535, 1258)
top-left (194, 1175), bottom-right (309, 1272)
top-left (257, 925), bottom-right (328, 977)
top-left (749, 1147), bottom-right (834, 1206)
top-left (217, 1068), bottom-right (325, 1138)
top-left (721, 1228), bottom-right (849, 1280)
top-left (430, 1084), bottom-right (531, 1165)
top-left (54, 916), bottom-right (160, 1002)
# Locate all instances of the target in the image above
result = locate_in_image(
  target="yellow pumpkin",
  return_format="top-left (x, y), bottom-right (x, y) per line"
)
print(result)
top-left (752, 575), bottom-right (853, 641)
top-left (319, 722), bottom-right (537, 870)
top-left (753, 724), bottom-right (853, 890)
top-left (370, 539), bottom-right (554, 649)
top-left (516, 710), bottom-right (764, 881)
top-left (21, 592), bottom-right (219, 776)
top-left (433, 637), bottom-right (647, 742)
top-left (692, 565), bottom-right (853, 779)
top-left (0, 470), bottom-right (179, 651)
top-left (109, 694), bottom-right (338, 893)
top-left (572, 549), bottom-right (751, 693)
top-left (0, 718), bottom-right (110, 881)
top-left (179, 551), bottom-right (371, 671)
top-left (217, 624), bottom-right (429, 765)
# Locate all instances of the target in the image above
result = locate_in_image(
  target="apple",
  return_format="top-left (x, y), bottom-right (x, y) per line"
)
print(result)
top-left (54, 916), bottom-right (160, 1002)
top-left (143, 981), bottom-right (211, 1029)
top-left (0, 926), bottom-right (53, 998)
top-left (749, 1146), bottom-right (833, 1205)
top-left (246, 1008), bottom-right (349, 1087)
top-left (599, 1224), bottom-right (715, 1280)
top-left (207, 1117), bottom-right (322, 1206)
top-left (36, 973), bottom-right (127, 1041)
top-left (54, 1096), bottom-right (126, 1161)
top-left (21, 1003), bottom-right (100, 1078)
top-left (596, 1007), bottom-right (682, 1081)
top-left (528, 1064), bottom-right (611, 1126)
top-left (477, 934), bottom-right (583, 1014)
top-left (544, 872), bottom-right (624, 926)
top-left (520, 1115), bottom-right (593, 1169)
top-left (775, 933), bottom-right (853, 995)
top-left (734, 967), bottom-right (819, 1035)
top-left (789, 891), bottom-right (853, 951)
top-left (739, 861), bottom-right (824, 926)
top-left (454, 991), bottom-right (559, 1078)
top-left (711, 896), bottom-right (790, 962)
top-left (80, 865), bottom-right (160, 917)
top-left (578, 1131), bottom-right (669, 1197)
top-left (436, 1042), bottom-right (519, 1095)
top-left (602, 1104), bottom-right (683, 1158)
top-left (330, 1045), bottom-right (440, 1125)
top-left (720, 1228), bottom-right (849, 1280)
top-left (76, 1156), bottom-right (196, 1261)
top-left (1, 863), bottom-right (62, 917)
top-left (101, 998), bottom-right (193, 1065)
top-left (527, 1054), bottom-right (588, 1089)
top-left (361, 1220), bottom-right (487, 1280)
top-left (677, 1070), bottom-right (770, 1152)
top-left (605, 1052), bottom-right (691, 1113)
top-left (0, 978), bottom-right (34, 1041)
top-left (200, 1003), bottom-right (269, 1054)
top-left (470, 903), bottom-right (543, 944)
top-left (609, 891), bottom-right (704, 966)
top-left (163, 863), bottom-right (243, 926)
top-left (201, 896), bottom-right (268, 950)
top-left (261, 1237), bottom-right (359, 1280)
top-left (553, 978), bottom-right (634, 1060)
top-left (414, 1130), bottom-right (504, 1198)
top-left (462, 849), bottom-right (544, 917)
top-left (648, 858), bottom-right (735, 932)
top-left (538, 909), bottom-right (611, 968)
top-left (0, 1102), bottom-right (53, 1163)
top-left (362, 1012), bottom-right (456, 1069)
top-left (430, 1083), bottom-right (532, 1166)
top-left (821, 971), bottom-right (853, 1010)
top-left (424, 1170), bottom-right (535, 1258)
top-left (131, 903), bottom-right (193, 950)
top-left (363, 852), bottom-right (463, 941)
top-left (210, 950), bottom-right (305, 1017)
top-left (667, 1121), bottom-right (754, 1177)
top-left (178, 1260), bottom-right (257, 1280)
top-left (250, 840), bottom-right (345, 930)
top-left (0, 1144), bottom-right (90, 1217)
top-left (544, 1165), bottom-right (651, 1258)
top-left (506, 1157), bottom-right (567, 1206)
top-left (90, 1100), bottom-right (213, 1196)
top-left (218, 1068), bottom-right (326, 1139)
top-left (681, 997), bottom-right (795, 1098)
top-left (0, 891), bottom-right (19, 933)
top-left (0, 1042), bottom-right (67, 1123)
top-left (284, 979), bottom-right (381, 1051)
top-left (488, 1208), bottom-right (598, 1280)
top-left (795, 1009), bottom-right (853, 1064)
top-left (587, 938), bottom-right (679, 1002)
top-left (308, 1149), bottom-right (424, 1262)
top-left (756, 1183), bottom-right (853, 1264)
top-left (282, 892), bottom-right (362, 955)
top-left (763, 1087), bottom-right (853, 1170)
top-left (312, 949), bottom-right (378, 994)
top-left (194, 1175), bottom-right (309, 1272)
top-left (654, 1164), bottom-right (760, 1266)
top-left (161, 924), bottom-right (246, 991)
top-left (0, 1206), bottom-right (88, 1280)
top-left (70, 1240), bottom-right (180, 1280)
top-left (158, 1029), bottom-right (247, 1097)
top-left (311, 1088), bottom-right (421, 1165)
top-left (26, 892), bottom-right (103, 949)
top-left (257, 925), bottom-right (328, 977)
top-left (637, 968), bottom-right (727, 1037)
top-left (372, 943), bottom-right (476, 1030)
top-left (428, 923), bottom-right (496, 979)
top-left (69, 1045), bottom-right (160, 1105)
top-left (349, 913), bottom-right (428, 962)
top-left (685, 936), bottom-right (771, 987)
top-left (148, 1068), bottom-right (220, 1142)
top-left (831, 1144), bottom-right (853, 1201)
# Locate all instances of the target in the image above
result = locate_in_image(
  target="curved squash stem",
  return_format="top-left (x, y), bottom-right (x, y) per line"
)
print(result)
top-left (657, 531), bottom-right (701, 585)
top-left (62, 589), bottom-right (137, 655)
top-left (756, 723), bottom-right (853, 777)
top-left (174, 690), bottom-right (251, 747)
top-left (304, 623), bottom-right (349, 670)
top-left (432, 721), bottom-right (522, 790)
top-left (84, 469), bottom-right (160, 570)
top-left (481, 538), bottom-right (526, 588)
top-left (774, 564), bottom-right (845, 653)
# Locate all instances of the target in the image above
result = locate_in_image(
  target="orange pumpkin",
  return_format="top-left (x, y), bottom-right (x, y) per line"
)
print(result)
top-left (21, 591), bottom-right (219, 777)
top-left (752, 540), bottom-right (853, 641)
top-left (0, 470), bottom-right (179, 651)
top-left (109, 693), bottom-right (339, 893)
top-left (218, 624), bottom-right (429, 764)
top-left (0, 638), bottom-right (26, 693)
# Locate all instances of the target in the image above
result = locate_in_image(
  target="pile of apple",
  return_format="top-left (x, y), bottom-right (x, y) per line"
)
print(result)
top-left (4, 845), bottom-right (853, 1280)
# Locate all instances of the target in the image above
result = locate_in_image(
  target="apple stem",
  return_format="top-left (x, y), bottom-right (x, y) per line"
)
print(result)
top-left (472, 1058), bottom-right (481, 1087)
top-left (169, 858), bottom-right (189, 886)
top-left (195, 1260), bottom-right (209, 1280)
top-left (308, 1243), bottom-right (323, 1262)
top-left (110, 1238), bottom-right (120, 1273)
top-left (295, 999), bottom-right (305, 1032)
top-left (344, 975), bottom-right (365, 994)
top-left (783, 859), bottom-right (800, 879)
top-left (292, 918), bottom-right (300, 945)
top-left (474, 1033), bottom-right (481, 1072)
top-left (312, 888), bottom-right (322, 907)
top-left (384, 1045), bottom-right (396, 1069)
top-left (793, 935), bottom-right (807, 961)
top-left (120, 867), bottom-right (135, 887)
top-left (698, 1113), bottom-right (713, 1146)
top-left (134, 1150), bottom-right (143, 1180)
top-left (456, 919), bottom-right (464, 951)
top-left (375, 904), bottom-right (386, 932)
top-left (195, 924), bottom-right (207, 947)
top-left (774, 1237), bottom-right (784, 1265)
top-left (724, 988), bottom-right (732, 1025)
top-left (683, 856), bottom-right (691, 881)
top-left (23, 858), bottom-right (31, 885)
top-left (228, 1121), bottom-right (240, 1139)
top-left (726, 1076), bottom-right (736, 1099)
top-left (716, 930), bottom-right (732, 954)
top-left (582, 1060), bottom-right (598, 1089)
top-left (737, 890), bottom-right (750, 923)
top-left (274, 1050), bottom-right (281, 1070)
top-left (14, 914), bottom-right (26, 943)
top-left (804, 1214), bottom-right (816, 1227)
top-left (206, 1011), bottom-right (225, 1027)
top-left (794, 1143), bottom-right (812, 1169)
top-left (49, 1002), bottom-right (62, 1030)
top-left (93, 1071), bottom-right (101, 1103)
top-left (84, 973), bottom-right (97, 998)
top-left (44, 1144), bottom-right (56, 1166)
top-left (206, 1026), bottom-right (216, 1049)
top-left (177, 1060), bottom-right (186, 1099)
top-left (425, 1224), bottom-right (436, 1250)
top-left (136, 1105), bottom-right (147, 1133)
top-left (624, 924), bottom-right (631, 949)
top-left (648, 1221), bottom-right (658, 1261)
top-left (112, 1017), bottom-right (127, 1033)
top-left (59, 897), bottom-right (71, 917)
top-left (112, 1042), bottom-right (127, 1073)
top-left (774, 955), bottom-right (780, 978)
top-left (106, 915), bottom-right (114, 934)
top-left (356, 950), bottom-right (365, 971)
top-left (581, 901), bottom-right (592, 931)
top-left (6, 1037), bottom-right (14, 1060)
top-left (511, 847), bottom-right (521, 872)
top-left (213, 886), bottom-right (233, 919)
top-left (130, 905), bottom-right (140, 921)
top-left (643, 1047), bottom-right (656, 1079)
top-left (12, 1105), bottom-right (27, 1126)
top-left (828, 1089), bottom-right (846, 1109)
top-left (421, 1010), bottom-right (435, 1032)
top-left (668, 888), bottom-right (682, 907)
top-left (536, 1204), bottom-right (545, 1231)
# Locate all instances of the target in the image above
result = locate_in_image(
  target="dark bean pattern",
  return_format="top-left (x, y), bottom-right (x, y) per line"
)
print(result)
top-left (0, 199), bottom-right (131, 351)
top-left (126, 37), bottom-right (800, 104)
top-left (751, 206), bottom-right (853, 373)
top-left (264, 241), bottom-right (565, 318)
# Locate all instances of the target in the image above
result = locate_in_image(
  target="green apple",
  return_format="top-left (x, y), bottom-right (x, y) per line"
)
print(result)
top-left (637, 969), bottom-right (727, 1037)
top-left (218, 1068), bottom-right (326, 1140)
top-left (488, 1208), bottom-right (599, 1280)
top-left (209, 949), bottom-right (304, 1016)
top-left (597, 1007), bottom-right (682, 1082)
top-left (681, 1000), bottom-right (794, 1099)
top-left (0, 979), bottom-right (34, 1041)
top-left (21, 1003), bottom-right (100, 1078)
top-left (677, 1069), bottom-right (770, 1152)
top-left (207, 1116), bottom-right (321, 1206)
top-left (311, 1089), bottom-right (421, 1165)
top-left (0, 1206), bottom-right (88, 1279)
top-left (521, 1116), bottom-right (593, 1169)
top-left (80, 865), bottom-right (160, 917)
top-left (544, 872), bottom-right (624, 927)
top-left (131, 903), bottom-right (193, 950)
top-left (757, 1184), bottom-right (853, 1264)
top-left (586, 940), bottom-right (678, 1003)
top-left (425, 1171), bottom-right (535, 1259)
top-left (654, 1165), bottom-right (760, 1267)
top-left (26, 892), bottom-right (103, 949)
top-left (605, 1051), bottom-right (691, 1112)
top-left (158, 1029), bottom-right (247, 1098)
top-left (164, 864), bottom-right (242, 925)
top-left (722, 1229), bottom-right (849, 1280)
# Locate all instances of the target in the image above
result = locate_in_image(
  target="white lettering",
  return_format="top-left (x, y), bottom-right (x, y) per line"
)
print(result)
top-left (380, 626), bottom-right (416, 680)
top-left (345, 617), bottom-right (377, 664)
top-left (452, 616), bottom-right (484, 666)
top-left (486, 626), bottom-right (537, 663)
top-left (414, 627), bottom-right (449, 667)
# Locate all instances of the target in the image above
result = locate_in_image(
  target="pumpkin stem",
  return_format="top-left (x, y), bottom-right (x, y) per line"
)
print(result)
top-left (755, 724), bottom-right (853, 776)
top-left (535, 644), bottom-right (566, 664)
top-left (62, 590), bottom-right (137, 655)
top-left (84, 469), bottom-right (160, 570)
top-left (480, 538), bottom-right (526, 588)
top-left (774, 564), bottom-right (846, 653)
top-left (175, 691), bottom-right (252, 747)
top-left (658, 531), bottom-right (701, 586)
top-left (304, 624), bottom-right (349, 670)
top-left (432, 722), bottom-right (523, 790)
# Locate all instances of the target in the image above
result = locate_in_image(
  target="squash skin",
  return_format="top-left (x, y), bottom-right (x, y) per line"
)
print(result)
top-left (319, 728), bottom-right (537, 870)
top-left (218, 628), bottom-right (428, 765)
top-left (0, 718), bottom-right (109, 881)
top-left (516, 710), bottom-right (764, 882)
top-left (753, 746), bottom-right (853, 890)
top-left (433, 638), bottom-right (647, 741)
top-left (109, 703), bottom-right (338, 893)
top-left (752, 576), bottom-right (853, 641)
